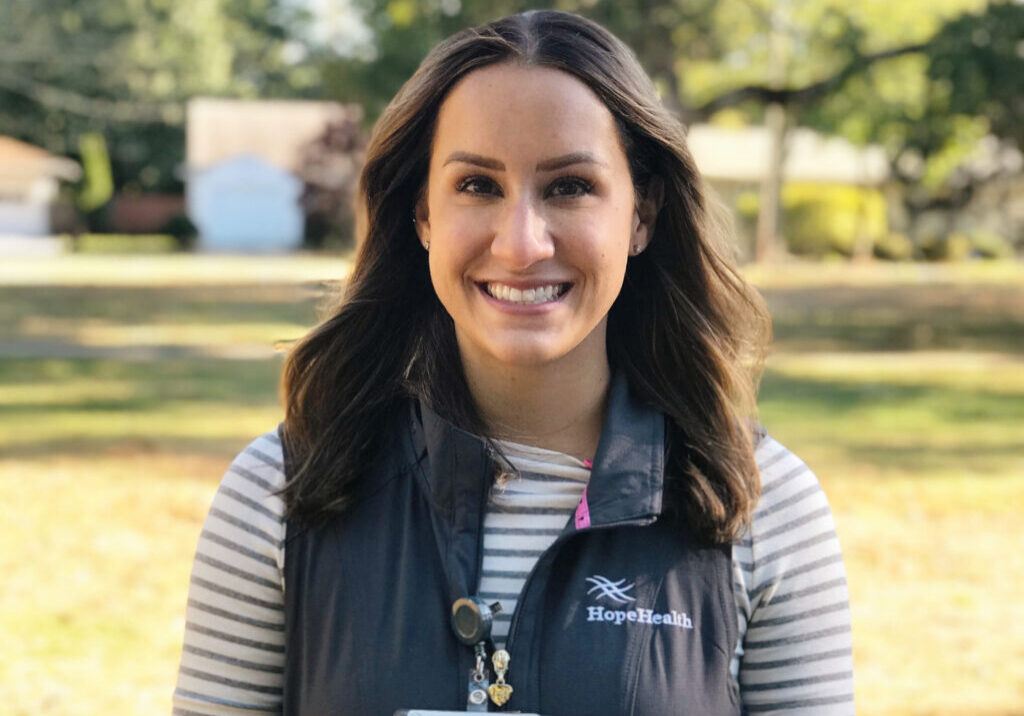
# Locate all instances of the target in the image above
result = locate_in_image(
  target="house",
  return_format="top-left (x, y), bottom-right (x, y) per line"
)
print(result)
top-left (686, 124), bottom-right (890, 187)
top-left (185, 98), bottom-right (360, 252)
top-left (685, 124), bottom-right (891, 257)
top-left (0, 136), bottom-right (81, 236)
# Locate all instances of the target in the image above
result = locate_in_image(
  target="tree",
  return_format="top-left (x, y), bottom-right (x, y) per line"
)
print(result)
top-left (0, 0), bottom-right (315, 192)
top-left (801, 2), bottom-right (1024, 241)
top-left (315, 0), bottom-right (1020, 256)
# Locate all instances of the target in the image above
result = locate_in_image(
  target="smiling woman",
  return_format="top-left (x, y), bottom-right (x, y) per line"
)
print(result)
top-left (415, 64), bottom-right (660, 456)
top-left (174, 10), bottom-right (854, 716)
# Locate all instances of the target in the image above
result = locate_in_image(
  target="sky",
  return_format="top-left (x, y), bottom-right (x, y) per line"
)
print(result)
top-left (291, 0), bottom-right (375, 58)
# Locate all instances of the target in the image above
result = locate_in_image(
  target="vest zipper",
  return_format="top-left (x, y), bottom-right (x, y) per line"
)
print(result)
top-left (500, 514), bottom-right (657, 711)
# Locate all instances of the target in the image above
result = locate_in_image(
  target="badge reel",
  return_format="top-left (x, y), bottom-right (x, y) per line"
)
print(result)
top-left (393, 597), bottom-right (542, 715)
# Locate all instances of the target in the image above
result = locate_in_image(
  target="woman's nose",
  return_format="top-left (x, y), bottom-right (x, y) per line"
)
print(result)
top-left (489, 197), bottom-right (554, 269)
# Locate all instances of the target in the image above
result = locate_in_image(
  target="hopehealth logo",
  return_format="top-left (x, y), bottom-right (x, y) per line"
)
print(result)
top-left (585, 575), bottom-right (636, 604)
top-left (584, 575), bottom-right (694, 630)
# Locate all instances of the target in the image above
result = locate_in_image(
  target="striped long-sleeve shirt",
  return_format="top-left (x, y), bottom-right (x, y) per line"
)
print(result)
top-left (173, 431), bottom-right (854, 714)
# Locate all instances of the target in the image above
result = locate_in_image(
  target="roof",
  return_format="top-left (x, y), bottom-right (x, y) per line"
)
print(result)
top-left (186, 98), bottom-right (360, 173)
top-left (0, 136), bottom-right (82, 182)
top-left (686, 124), bottom-right (890, 186)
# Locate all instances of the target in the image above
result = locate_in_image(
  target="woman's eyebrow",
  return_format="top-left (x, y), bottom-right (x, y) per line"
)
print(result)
top-left (443, 152), bottom-right (504, 169)
top-left (441, 151), bottom-right (606, 171)
top-left (536, 152), bottom-right (605, 171)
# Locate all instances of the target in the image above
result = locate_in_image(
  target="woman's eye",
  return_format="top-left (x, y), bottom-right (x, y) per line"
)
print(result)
top-left (455, 176), bottom-right (501, 196)
top-left (547, 177), bottom-right (594, 198)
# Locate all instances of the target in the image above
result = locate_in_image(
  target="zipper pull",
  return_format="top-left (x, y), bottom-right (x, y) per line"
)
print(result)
top-left (487, 648), bottom-right (513, 707)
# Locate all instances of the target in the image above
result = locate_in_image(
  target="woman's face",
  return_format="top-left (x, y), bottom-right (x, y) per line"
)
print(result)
top-left (416, 63), bottom-right (655, 373)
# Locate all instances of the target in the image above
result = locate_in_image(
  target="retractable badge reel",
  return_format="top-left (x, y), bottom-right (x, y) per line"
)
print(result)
top-left (451, 596), bottom-right (505, 711)
top-left (393, 597), bottom-right (541, 715)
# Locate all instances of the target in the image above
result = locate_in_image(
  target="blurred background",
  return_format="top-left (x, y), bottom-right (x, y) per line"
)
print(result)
top-left (0, 0), bottom-right (1021, 714)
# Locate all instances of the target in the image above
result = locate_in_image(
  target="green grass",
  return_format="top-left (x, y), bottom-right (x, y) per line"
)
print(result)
top-left (1, 256), bottom-right (1022, 715)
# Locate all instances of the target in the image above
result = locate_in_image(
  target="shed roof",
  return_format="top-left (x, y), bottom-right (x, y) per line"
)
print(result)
top-left (186, 98), bottom-right (360, 173)
top-left (0, 136), bottom-right (82, 182)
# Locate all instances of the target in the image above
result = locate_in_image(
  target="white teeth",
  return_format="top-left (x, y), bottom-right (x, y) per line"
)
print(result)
top-left (486, 282), bottom-right (566, 304)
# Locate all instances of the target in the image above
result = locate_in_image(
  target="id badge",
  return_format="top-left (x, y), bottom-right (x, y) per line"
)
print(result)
top-left (395, 712), bottom-right (544, 715)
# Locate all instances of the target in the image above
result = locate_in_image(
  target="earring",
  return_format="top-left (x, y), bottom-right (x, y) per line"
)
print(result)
top-left (631, 243), bottom-right (642, 256)
top-left (423, 240), bottom-right (430, 251)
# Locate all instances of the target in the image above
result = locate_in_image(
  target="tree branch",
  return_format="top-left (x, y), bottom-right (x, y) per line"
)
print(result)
top-left (0, 71), bottom-right (183, 124)
top-left (687, 41), bottom-right (928, 121)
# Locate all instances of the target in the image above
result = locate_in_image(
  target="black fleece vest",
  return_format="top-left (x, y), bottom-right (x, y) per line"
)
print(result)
top-left (282, 376), bottom-right (740, 715)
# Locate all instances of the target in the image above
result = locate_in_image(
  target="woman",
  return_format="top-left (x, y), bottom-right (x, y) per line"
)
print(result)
top-left (174, 10), bottom-right (853, 715)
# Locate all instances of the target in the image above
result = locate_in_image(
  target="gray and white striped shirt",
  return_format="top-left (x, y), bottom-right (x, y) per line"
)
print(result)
top-left (173, 431), bottom-right (854, 714)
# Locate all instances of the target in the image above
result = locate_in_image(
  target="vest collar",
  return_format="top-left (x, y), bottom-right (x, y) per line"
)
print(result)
top-left (411, 373), bottom-right (665, 528)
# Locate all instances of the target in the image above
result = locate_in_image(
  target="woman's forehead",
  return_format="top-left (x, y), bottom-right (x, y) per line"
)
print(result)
top-left (431, 63), bottom-right (622, 165)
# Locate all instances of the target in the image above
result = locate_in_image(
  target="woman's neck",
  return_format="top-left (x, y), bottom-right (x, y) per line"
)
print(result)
top-left (461, 352), bottom-right (610, 462)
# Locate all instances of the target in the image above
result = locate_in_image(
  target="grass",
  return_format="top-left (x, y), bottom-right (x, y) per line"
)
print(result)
top-left (1, 255), bottom-right (1022, 715)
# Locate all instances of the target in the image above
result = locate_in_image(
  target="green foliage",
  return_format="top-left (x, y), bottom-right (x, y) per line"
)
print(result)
top-left (873, 233), bottom-right (914, 261)
top-left (926, 2), bottom-right (1024, 148)
top-left (160, 214), bottom-right (199, 250)
top-left (803, 2), bottom-right (1023, 229)
top-left (963, 228), bottom-right (1016, 259)
top-left (68, 234), bottom-right (180, 254)
top-left (0, 0), bottom-right (315, 191)
top-left (738, 184), bottom-right (888, 258)
top-left (917, 228), bottom-right (1016, 260)
top-left (1, 0), bottom-right (1019, 253)
top-left (76, 133), bottom-right (114, 211)
top-left (785, 185), bottom-right (888, 257)
top-left (319, 0), bottom-right (532, 121)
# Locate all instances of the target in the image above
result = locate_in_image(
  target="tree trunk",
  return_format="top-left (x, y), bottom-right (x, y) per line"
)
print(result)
top-left (755, 103), bottom-right (786, 262)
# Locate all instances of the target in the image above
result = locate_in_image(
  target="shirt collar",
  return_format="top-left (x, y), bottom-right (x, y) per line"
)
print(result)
top-left (411, 373), bottom-right (665, 528)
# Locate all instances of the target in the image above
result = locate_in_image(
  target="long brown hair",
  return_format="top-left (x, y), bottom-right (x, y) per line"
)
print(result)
top-left (281, 10), bottom-right (771, 543)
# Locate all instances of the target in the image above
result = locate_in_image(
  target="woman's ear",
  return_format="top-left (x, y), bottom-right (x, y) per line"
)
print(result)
top-left (414, 196), bottom-right (431, 250)
top-left (630, 176), bottom-right (664, 255)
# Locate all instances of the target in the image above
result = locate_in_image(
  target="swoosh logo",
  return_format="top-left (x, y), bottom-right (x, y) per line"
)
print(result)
top-left (585, 575), bottom-right (636, 604)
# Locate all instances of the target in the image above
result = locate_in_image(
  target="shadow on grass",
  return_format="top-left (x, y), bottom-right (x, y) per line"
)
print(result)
top-left (840, 441), bottom-right (1024, 474)
top-left (0, 435), bottom-right (263, 461)
top-left (760, 371), bottom-right (1024, 420)
top-left (760, 371), bottom-right (1024, 475)
top-left (0, 358), bottom-right (282, 407)
top-left (762, 283), bottom-right (1024, 354)
top-left (770, 318), bottom-right (1024, 353)
top-left (0, 358), bottom-right (285, 461)
top-left (0, 284), bottom-right (328, 337)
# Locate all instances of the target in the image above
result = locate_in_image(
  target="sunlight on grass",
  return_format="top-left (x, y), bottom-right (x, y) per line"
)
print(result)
top-left (1, 402), bottom-right (285, 450)
top-left (16, 315), bottom-right (310, 347)
top-left (759, 343), bottom-right (1024, 716)
top-left (0, 378), bottom-right (143, 407)
top-left (2, 255), bottom-right (1023, 716)
top-left (744, 258), bottom-right (1024, 288)
top-left (0, 253), bottom-right (352, 286)
top-left (0, 454), bottom-right (228, 716)
top-left (767, 351), bottom-right (1024, 394)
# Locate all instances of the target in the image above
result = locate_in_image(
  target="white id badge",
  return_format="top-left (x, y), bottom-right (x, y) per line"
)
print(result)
top-left (395, 712), bottom-right (544, 715)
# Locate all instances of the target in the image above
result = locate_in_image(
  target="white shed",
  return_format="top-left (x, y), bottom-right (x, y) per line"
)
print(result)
top-left (184, 98), bottom-right (359, 252)
top-left (0, 136), bottom-right (81, 236)
top-left (187, 155), bottom-right (303, 252)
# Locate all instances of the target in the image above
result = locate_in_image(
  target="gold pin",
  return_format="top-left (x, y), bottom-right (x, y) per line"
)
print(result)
top-left (487, 648), bottom-right (513, 706)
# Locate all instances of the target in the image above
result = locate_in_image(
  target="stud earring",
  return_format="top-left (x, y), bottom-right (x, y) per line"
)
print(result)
top-left (631, 243), bottom-right (642, 256)
top-left (423, 240), bottom-right (430, 251)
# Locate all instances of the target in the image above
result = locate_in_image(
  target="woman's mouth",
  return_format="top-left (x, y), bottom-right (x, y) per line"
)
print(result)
top-left (483, 282), bottom-right (570, 305)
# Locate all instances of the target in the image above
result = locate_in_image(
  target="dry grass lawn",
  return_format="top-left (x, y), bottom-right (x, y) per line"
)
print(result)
top-left (0, 255), bottom-right (1021, 715)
